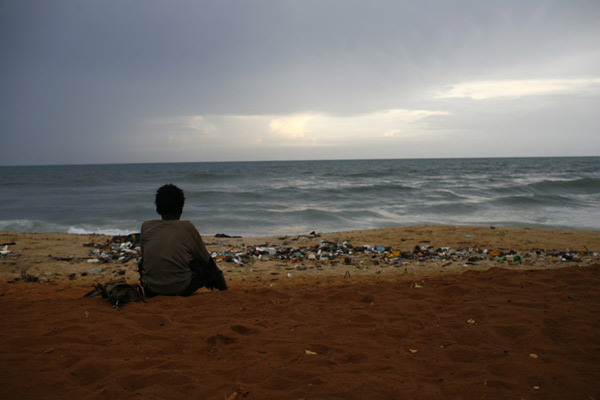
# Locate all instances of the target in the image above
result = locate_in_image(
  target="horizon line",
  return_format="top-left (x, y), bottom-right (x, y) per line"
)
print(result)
top-left (1, 154), bottom-right (599, 168)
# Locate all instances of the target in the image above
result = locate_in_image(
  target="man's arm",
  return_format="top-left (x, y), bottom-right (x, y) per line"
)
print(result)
top-left (188, 223), bottom-right (211, 263)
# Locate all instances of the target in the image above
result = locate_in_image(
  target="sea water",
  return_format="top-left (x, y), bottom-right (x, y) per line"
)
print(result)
top-left (1, 157), bottom-right (599, 236)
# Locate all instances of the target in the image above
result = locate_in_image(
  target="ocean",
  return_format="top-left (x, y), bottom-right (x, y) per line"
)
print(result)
top-left (1, 157), bottom-right (599, 237)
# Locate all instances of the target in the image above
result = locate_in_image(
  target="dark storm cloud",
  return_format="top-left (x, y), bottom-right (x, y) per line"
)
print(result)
top-left (1, 0), bottom-right (599, 164)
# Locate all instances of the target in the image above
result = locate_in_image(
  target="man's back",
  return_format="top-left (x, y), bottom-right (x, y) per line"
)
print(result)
top-left (140, 219), bottom-right (211, 295)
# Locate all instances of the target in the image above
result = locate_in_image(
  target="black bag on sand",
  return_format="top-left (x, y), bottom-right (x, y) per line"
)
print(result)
top-left (84, 277), bottom-right (146, 309)
top-left (189, 257), bottom-right (228, 291)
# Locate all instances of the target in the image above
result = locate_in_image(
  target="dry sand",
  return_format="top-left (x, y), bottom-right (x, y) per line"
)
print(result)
top-left (1, 225), bottom-right (599, 399)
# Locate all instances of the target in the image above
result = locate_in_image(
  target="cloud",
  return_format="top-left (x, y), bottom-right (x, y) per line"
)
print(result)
top-left (185, 115), bottom-right (207, 132)
top-left (141, 107), bottom-right (448, 152)
top-left (434, 78), bottom-right (600, 100)
top-left (269, 114), bottom-right (320, 138)
top-left (253, 108), bottom-right (447, 144)
top-left (144, 115), bottom-right (218, 143)
top-left (2, 1), bottom-right (599, 165)
top-left (367, 109), bottom-right (449, 122)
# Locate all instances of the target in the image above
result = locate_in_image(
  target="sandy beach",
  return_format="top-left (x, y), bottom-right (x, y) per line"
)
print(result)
top-left (1, 225), bottom-right (599, 399)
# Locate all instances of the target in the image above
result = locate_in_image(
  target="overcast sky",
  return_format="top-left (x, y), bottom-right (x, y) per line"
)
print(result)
top-left (1, 0), bottom-right (599, 166)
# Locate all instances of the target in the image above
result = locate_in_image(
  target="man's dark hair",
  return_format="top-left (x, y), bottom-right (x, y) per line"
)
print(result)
top-left (155, 184), bottom-right (185, 216)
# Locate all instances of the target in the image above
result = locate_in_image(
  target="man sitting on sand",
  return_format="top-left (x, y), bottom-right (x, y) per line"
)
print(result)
top-left (139, 184), bottom-right (227, 296)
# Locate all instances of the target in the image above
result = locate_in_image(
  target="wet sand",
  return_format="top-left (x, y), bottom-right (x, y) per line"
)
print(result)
top-left (1, 226), bottom-right (599, 399)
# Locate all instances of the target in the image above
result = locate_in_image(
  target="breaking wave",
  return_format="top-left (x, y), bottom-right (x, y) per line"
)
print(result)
top-left (1, 157), bottom-right (599, 235)
top-left (527, 177), bottom-right (600, 194)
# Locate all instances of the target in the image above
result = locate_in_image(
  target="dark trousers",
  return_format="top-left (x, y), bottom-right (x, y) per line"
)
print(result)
top-left (185, 258), bottom-right (228, 294)
top-left (180, 261), bottom-right (207, 296)
top-left (140, 258), bottom-right (227, 297)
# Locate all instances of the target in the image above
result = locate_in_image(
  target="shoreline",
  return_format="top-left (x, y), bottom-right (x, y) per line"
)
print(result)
top-left (2, 225), bottom-right (599, 288)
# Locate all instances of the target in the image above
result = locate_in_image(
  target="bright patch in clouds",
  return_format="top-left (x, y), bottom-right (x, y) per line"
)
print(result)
top-left (266, 109), bottom-right (448, 143)
top-left (269, 114), bottom-right (318, 138)
top-left (149, 108), bottom-right (449, 151)
top-left (186, 115), bottom-right (206, 131)
top-left (435, 78), bottom-right (600, 100)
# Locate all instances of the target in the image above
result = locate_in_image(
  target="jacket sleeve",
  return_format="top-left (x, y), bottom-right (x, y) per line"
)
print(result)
top-left (188, 222), bottom-right (211, 263)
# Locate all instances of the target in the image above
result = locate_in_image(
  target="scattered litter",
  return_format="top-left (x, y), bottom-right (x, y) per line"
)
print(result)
top-left (467, 319), bottom-right (476, 325)
top-left (408, 349), bottom-right (418, 354)
top-left (305, 349), bottom-right (317, 355)
top-left (21, 271), bottom-right (39, 282)
top-left (83, 235), bottom-right (142, 264)
top-left (15, 231), bottom-right (595, 284)
top-left (529, 353), bottom-right (539, 358)
top-left (202, 234), bottom-right (597, 271)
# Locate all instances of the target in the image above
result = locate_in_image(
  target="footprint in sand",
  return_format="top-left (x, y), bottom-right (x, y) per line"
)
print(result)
top-left (206, 334), bottom-right (237, 345)
top-left (230, 324), bottom-right (259, 335)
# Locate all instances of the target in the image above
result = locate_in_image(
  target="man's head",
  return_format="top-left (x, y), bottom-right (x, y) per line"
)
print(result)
top-left (155, 184), bottom-right (185, 219)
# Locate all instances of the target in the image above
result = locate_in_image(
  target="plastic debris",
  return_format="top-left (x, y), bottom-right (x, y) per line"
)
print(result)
top-left (82, 235), bottom-right (142, 264)
top-left (21, 271), bottom-right (39, 282)
top-left (76, 232), bottom-right (596, 273)
top-left (205, 239), bottom-right (597, 271)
